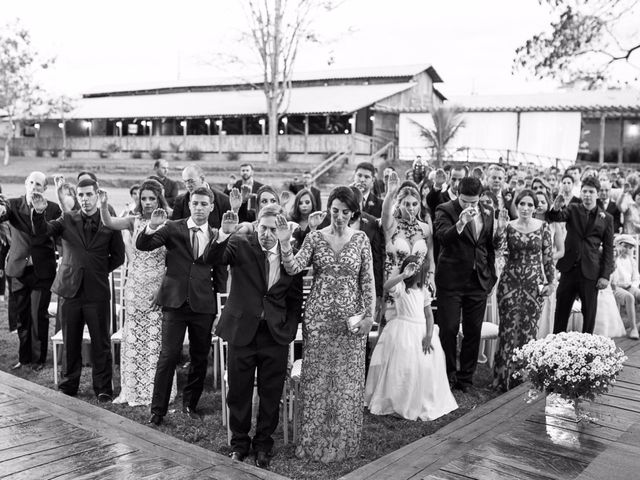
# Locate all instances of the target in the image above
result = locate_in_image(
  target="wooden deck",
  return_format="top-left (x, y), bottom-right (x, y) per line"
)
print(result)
top-left (1, 338), bottom-right (639, 480)
top-left (341, 337), bottom-right (640, 480)
top-left (0, 370), bottom-right (286, 479)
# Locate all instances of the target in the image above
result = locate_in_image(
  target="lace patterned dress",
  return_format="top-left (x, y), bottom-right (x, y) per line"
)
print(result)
top-left (493, 223), bottom-right (554, 391)
top-left (114, 218), bottom-right (176, 406)
top-left (282, 229), bottom-right (376, 463)
top-left (384, 219), bottom-right (429, 316)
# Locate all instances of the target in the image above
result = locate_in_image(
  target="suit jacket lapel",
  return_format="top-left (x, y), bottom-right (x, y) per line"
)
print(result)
top-left (250, 234), bottom-right (268, 287)
top-left (72, 212), bottom-right (88, 248)
top-left (180, 220), bottom-right (195, 259)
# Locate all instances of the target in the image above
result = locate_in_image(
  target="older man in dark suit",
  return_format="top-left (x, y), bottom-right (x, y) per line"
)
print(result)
top-left (138, 186), bottom-right (226, 426)
top-left (434, 176), bottom-right (506, 392)
top-left (0, 171), bottom-right (61, 371)
top-left (31, 179), bottom-right (125, 401)
top-left (209, 205), bottom-right (303, 468)
top-left (549, 176), bottom-right (614, 334)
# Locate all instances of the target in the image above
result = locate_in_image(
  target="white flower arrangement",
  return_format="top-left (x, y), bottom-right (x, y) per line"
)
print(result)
top-left (512, 332), bottom-right (627, 401)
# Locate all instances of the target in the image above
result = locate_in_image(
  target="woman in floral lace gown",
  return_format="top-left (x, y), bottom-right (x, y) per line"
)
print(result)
top-left (280, 186), bottom-right (376, 463)
top-left (99, 180), bottom-right (176, 406)
top-left (493, 190), bottom-right (555, 391)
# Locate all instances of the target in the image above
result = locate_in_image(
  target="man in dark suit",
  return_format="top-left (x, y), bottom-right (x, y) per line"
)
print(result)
top-left (31, 179), bottom-right (125, 401)
top-left (598, 179), bottom-right (622, 233)
top-left (225, 163), bottom-right (264, 195)
top-left (0, 171), bottom-right (61, 371)
top-left (353, 161), bottom-right (382, 218)
top-left (426, 165), bottom-right (468, 214)
top-left (209, 205), bottom-right (303, 468)
top-left (288, 171), bottom-right (322, 210)
top-left (549, 176), bottom-right (614, 334)
top-left (151, 159), bottom-right (179, 207)
top-left (434, 176), bottom-right (505, 392)
top-left (138, 186), bottom-right (226, 425)
top-left (172, 164), bottom-right (231, 229)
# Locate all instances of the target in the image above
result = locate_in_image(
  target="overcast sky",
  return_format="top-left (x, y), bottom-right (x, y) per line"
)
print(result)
top-left (3, 0), bottom-right (560, 97)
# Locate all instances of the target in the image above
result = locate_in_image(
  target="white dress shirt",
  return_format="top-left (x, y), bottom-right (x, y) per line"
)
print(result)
top-left (187, 218), bottom-right (210, 258)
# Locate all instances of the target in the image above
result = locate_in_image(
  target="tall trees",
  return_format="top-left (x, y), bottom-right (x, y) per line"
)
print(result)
top-left (514, 0), bottom-right (640, 89)
top-left (243, 0), bottom-right (339, 164)
top-left (0, 20), bottom-right (52, 165)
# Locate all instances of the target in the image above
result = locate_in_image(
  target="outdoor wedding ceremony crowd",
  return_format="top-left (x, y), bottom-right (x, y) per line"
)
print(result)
top-left (1, 157), bottom-right (639, 468)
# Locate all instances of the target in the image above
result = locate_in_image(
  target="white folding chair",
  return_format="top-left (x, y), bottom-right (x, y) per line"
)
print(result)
top-left (109, 266), bottom-right (127, 372)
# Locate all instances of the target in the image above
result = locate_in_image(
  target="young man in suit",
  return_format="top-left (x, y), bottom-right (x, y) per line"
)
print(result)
top-left (137, 186), bottom-right (226, 425)
top-left (598, 179), bottom-right (622, 233)
top-left (151, 159), bottom-right (179, 208)
top-left (0, 171), bottom-right (62, 371)
top-left (172, 165), bottom-right (231, 229)
top-left (434, 176), bottom-right (506, 392)
top-left (225, 163), bottom-right (264, 195)
top-left (209, 205), bottom-right (303, 468)
top-left (549, 176), bottom-right (614, 334)
top-left (353, 162), bottom-right (382, 218)
top-left (31, 179), bottom-right (125, 401)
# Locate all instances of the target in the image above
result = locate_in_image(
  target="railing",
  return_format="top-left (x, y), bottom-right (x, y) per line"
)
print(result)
top-left (309, 149), bottom-right (351, 183)
top-left (399, 145), bottom-right (574, 169)
top-left (371, 141), bottom-right (395, 162)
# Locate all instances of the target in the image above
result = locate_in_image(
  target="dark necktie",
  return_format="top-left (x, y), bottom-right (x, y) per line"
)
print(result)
top-left (264, 250), bottom-right (271, 288)
top-left (191, 226), bottom-right (200, 259)
top-left (83, 215), bottom-right (96, 244)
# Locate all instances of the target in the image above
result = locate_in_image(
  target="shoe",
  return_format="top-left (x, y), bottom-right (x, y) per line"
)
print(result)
top-left (97, 393), bottom-right (112, 403)
top-left (453, 381), bottom-right (470, 393)
top-left (629, 328), bottom-right (639, 340)
top-left (182, 405), bottom-right (201, 420)
top-left (31, 363), bottom-right (45, 372)
top-left (10, 362), bottom-right (23, 370)
top-left (229, 451), bottom-right (246, 462)
top-left (254, 451), bottom-right (271, 469)
top-left (148, 414), bottom-right (163, 426)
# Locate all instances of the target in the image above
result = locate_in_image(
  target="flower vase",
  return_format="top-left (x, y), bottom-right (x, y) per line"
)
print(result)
top-left (545, 393), bottom-right (580, 422)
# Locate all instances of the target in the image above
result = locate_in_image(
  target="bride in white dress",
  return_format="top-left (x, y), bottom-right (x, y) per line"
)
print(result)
top-left (366, 256), bottom-right (457, 420)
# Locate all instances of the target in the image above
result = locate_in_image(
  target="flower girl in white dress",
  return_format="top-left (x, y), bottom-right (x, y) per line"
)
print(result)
top-left (365, 255), bottom-right (458, 421)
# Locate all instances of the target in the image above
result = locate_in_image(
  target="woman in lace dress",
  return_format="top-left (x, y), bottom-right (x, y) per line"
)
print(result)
top-left (494, 190), bottom-right (555, 391)
top-left (98, 179), bottom-right (176, 406)
top-left (279, 186), bottom-right (376, 463)
top-left (382, 172), bottom-right (434, 321)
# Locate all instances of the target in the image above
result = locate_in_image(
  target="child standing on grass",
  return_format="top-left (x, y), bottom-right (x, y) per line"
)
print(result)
top-left (365, 255), bottom-right (457, 421)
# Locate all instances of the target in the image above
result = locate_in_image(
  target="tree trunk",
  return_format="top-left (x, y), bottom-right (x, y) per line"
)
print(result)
top-left (268, 106), bottom-right (278, 164)
top-left (61, 120), bottom-right (67, 160)
top-left (3, 140), bottom-right (10, 166)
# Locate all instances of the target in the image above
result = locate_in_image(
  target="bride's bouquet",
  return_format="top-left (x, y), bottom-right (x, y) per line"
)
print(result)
top-left (512, 332), bottom-right (627, 401)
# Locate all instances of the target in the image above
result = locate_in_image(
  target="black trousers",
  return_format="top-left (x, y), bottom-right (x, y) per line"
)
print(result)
top-left (8, 270), bottom-right (53, 365)
top-left (554, 266), bottom-right (598, 334)
top-left (227, 321), bottom-right (288, 455)
top-left (151, 304), bottom-right (213, 416)
top-left (437, 275), bottom-right (488, 385)
top-left (58, 296), bottom-right (112, 396)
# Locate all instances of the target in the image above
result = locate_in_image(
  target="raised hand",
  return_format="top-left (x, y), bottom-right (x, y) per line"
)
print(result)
top-left (496, 208), bottom-right (509, 232)
top-left (402, 262), bottom-right (419, 278)
top-left (386, 170), bottom-right (400, 196)
top-left (280, 190), bottom-right (292, 205)
top-left (97, 189), bottom-right (109, 206)
top-left (229, 188), bottom-right (242, 213)
top-left (308, 211), bottom-right (327, 230)
top-left (149, 208), bottom-right (167, 229)
top-left (459, 206), bottom-right (477, 225)
top-left (552, 194), bottom-right (565, 211)
top-left (275, 214), bottom-right (292, 243)
top-left (240, 185), bottom-right (252, 203)
top-left (221, 210), bottom-right (239, 234)
top-left (30, 192), bottom-right (48, 213)
top-left (53, 174), bottom-right (65, 189)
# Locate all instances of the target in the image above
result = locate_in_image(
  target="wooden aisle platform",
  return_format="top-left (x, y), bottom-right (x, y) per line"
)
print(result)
top-left (0, 371), bottom-right (286, 479)
top-left (341, 337), bottom-right (640, 480)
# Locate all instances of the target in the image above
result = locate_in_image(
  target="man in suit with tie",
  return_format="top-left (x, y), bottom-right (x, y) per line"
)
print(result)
top-left (172, 165), bottom-right (231, 229)
top-left (549, 176), bottom-right (614, 334)
top-left (353, 162), bottom-right (382, 218)
top-left (224, 163), bottom-right (264, 196)
top-left (598, 179), bottom-right (622, 233)
top-left (137, 186), bottom-right (226, 426)
top-left (209, 204), bottom-right (303, 468)
top-left (0, 171), bottom-right (62, 371)
top-left (434, 176), bottom-right (505, 392)
top-left (31, 179), bottom-right (125, 401)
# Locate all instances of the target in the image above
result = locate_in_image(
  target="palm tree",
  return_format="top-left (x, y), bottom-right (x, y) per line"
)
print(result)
top-left (411, 105), bottom-right (466, 167)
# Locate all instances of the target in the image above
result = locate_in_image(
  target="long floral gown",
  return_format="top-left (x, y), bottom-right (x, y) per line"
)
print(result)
top-left (493, 223), bottom-right (554, 391)
top-left (282, 229), bottom-right (376, 463)
top-left (114, 218), bottom-right (176, 406)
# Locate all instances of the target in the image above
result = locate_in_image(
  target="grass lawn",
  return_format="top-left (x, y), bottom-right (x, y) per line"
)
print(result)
top-left (0, 300), bottom-right (502, 480)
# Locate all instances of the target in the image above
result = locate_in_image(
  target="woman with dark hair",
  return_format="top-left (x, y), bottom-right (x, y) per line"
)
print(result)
top-left (419, 178), bottom-right (434, 221)
top-left (493, 189), bottom-right (554, 391)
top-left (279, 186), bottom-right (375, 463)
top-left (365, 254), bottom-right (457, 420)
top-left (617, 184), bottom-right (640, 235)
top-left (381, 171), bottom-right (434, 321)
top-left (235, 184), bottom-right (280, 224)
top-left (98, 179), bottom-right (176, 406)
top-left (290, 188), bottom-right (319, 249)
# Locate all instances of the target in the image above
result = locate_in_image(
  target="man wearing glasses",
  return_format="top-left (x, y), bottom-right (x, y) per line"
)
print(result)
top-left (172, 165), bottom-right (231, 228)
